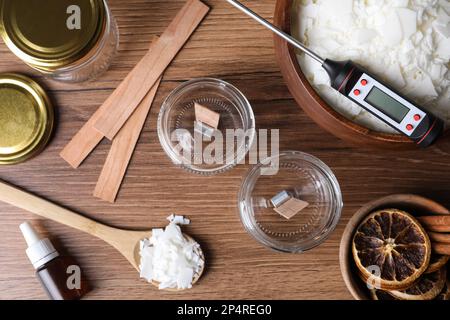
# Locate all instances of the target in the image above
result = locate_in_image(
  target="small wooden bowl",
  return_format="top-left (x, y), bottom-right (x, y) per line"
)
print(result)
top-left (273, 0), bottom-right (448, 149)
top-left (339, 194), bottom-right (449, 300)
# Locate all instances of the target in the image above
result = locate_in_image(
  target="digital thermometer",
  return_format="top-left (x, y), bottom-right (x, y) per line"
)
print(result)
top-left (226, 0), bottom-right (444, 147)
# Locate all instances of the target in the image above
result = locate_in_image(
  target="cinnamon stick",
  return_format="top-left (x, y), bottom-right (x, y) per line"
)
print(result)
top-left (428, 232), bottom-right (450, 244)
top-left (432, 242), bottom-right (450, 256)
top-left (418, 216), bottom-right (450, 233)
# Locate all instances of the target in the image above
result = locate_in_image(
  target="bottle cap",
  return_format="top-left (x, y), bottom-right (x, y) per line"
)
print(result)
top-left (0, 73), bottom-right (54, 165)
top-left (0, 0), bottom-right (106, 70)
top-left (20, 222), bottom-right (59, 269)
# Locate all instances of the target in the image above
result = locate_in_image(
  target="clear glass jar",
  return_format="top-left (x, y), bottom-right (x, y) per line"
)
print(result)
top-left (157, 78), bottom-right (256, 175)
top-left (0, 0), bottom-right (119, 83)
top-left (46, 1), bottom-right (119, 82)
top-left (238, 151), bottom-right (343, 253)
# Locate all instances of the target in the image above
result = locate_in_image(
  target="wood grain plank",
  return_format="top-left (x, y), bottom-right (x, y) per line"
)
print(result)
top-left (1, 0), bottom-right (449, 300)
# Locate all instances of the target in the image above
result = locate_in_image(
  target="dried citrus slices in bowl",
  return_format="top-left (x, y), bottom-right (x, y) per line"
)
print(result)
top-left (426, 254), bottom-right (450, 274)
top-left (340, 194), bottom-right (450, 300)
top-left (370, 267), bottom-right (448, 300)
top-left (352, 209), bottom-right (431, 290)
top-left (436, 280), bottom-right (450, 300)
top-left (388, 267), bottom-right (447, 300)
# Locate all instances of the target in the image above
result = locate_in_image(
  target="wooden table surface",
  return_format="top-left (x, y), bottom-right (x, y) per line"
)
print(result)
top-left (1, 0), bottom-right (450, 300)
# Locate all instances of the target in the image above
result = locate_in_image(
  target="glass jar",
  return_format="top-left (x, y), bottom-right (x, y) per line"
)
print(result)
top-left (158, 78), bottom-right (256, 175)
top-left (238, 151), bottom-right (343, 253)
top-left (0, 0), bottom-right (119, 83)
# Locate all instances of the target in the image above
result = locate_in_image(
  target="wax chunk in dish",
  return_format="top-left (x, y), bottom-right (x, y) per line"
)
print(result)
top-left (139, 215), bottom-right (204, 290)
top-left (293, 0), bottom-right (450, 133)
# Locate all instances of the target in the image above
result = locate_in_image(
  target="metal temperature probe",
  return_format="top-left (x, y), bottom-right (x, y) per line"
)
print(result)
top-left (226, 0), bottom-right (444, 147)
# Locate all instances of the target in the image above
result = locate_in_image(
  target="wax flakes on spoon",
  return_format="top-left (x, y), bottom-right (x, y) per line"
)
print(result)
top-left (139, 215), bottom-right (204, 290)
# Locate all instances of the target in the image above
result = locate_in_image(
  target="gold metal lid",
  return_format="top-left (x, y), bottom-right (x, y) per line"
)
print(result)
top-left (0, 73), bottom-right (54, 164)
top-left (0, 0), bottom-right (105, 70)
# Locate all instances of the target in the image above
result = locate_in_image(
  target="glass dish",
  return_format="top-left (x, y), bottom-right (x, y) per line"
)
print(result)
top-left (158, 78), bottom-right (256, 175)
top-left (238, 151), bottom-right (343, 253)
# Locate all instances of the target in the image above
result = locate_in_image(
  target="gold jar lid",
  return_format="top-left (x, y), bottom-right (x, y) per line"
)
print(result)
top-left (0, 0), bottom-right (106, 70)
top-left (0, 73), bottom-right (54, 164)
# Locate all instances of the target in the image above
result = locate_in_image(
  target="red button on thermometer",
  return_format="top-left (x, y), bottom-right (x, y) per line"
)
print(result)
top-left (226, 0), bottom-right (444, 148)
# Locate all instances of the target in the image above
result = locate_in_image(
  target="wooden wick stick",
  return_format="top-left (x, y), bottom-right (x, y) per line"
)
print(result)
top-left (93, 0), bottom-right (210, 140)
top-left (195, 103), bottom-right (220, 129)
top-left (93, 78), bottom-right (162, 203)
top-left (271, 191), bottom-right (309, 220)
top-left (60, 37), bottom-right (159, 168)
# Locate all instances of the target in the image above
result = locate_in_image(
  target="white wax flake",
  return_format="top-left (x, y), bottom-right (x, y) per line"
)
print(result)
top-left (385, 62), bottom-right (406, 89)
top-left (322, 0), bottom-right (353, 17)
top-left (302, 3), bottom-right (319, 18)
top-left (297, 17), bottom-right (313, 42)
top-left (139, 215), bottom-right (203, 290)
top-left (436, 7), bottom-right (450, 27)
top-left (152, 228), bottom-right (164, 238)
top-left (435, 24), bottom-right (450, 38)
top-left (381, 12), bottom-right (403, 46)
top-left (393, 0), bottom-right (410, 8)
top-left (354, 28), bottom-right (378, 45)
top-left (406, 74), bottom-right (439, 99)
top-left (167, 214), bottom-right (190, 225)
top-left (396, 8), bottom-right (417, 39)
top-left (436, 38), bottom-right (450, 60)
top-left (292, 0), bottom-right (450, 134)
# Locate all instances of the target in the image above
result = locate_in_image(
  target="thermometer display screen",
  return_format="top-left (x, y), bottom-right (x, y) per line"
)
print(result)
top-left (365, 87), bottom-right (410, 123)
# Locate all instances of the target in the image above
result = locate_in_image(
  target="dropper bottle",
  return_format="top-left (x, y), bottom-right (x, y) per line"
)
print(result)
top-left (20, 222), bottom-right (88, 300)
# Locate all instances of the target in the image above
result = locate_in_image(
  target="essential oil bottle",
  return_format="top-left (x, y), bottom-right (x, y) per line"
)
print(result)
top-left (20, 222), bottom-right (89, 300)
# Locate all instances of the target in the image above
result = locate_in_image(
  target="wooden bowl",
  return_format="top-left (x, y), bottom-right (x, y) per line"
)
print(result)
top-left (339, 194), bottom-right (449, 300)
top-left (273, 0), bottom-right (448, 149)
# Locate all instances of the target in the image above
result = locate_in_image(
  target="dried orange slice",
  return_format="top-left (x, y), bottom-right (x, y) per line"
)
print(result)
top-left (352, 209), bottom-right (431, 290)
top-left (425, 254), bottom-right (449, 274)
top-left (389, 267), bottom-right (446, 300)
top-left (435, 280), bottom-right (449, 300)
top-left (370, 289), bottom-right (397, 300)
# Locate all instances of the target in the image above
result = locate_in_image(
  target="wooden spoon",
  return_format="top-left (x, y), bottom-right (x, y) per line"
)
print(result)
top-left (0, 181), bottom-right (204, 291)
